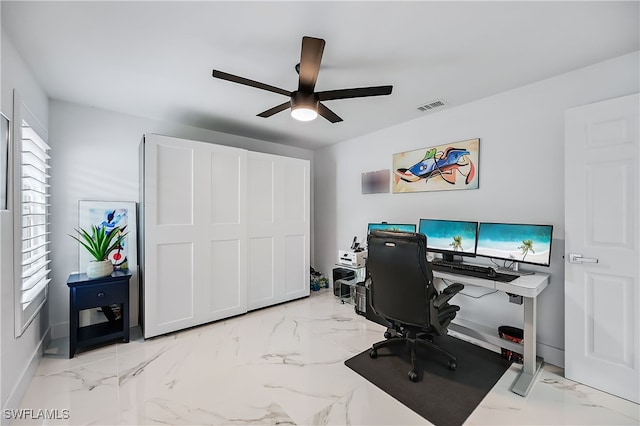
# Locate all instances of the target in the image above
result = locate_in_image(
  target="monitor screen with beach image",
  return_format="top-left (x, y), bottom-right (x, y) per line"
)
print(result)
top-left (476, 222), bottom-right (553, 267)
top-left (367, 222), bottom-right (416, 233)
top-left (418, 218), bottom-right (478, 260)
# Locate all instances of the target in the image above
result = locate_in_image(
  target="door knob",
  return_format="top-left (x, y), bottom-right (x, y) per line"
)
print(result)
top-left (569, 253), bottom-right (599, 264)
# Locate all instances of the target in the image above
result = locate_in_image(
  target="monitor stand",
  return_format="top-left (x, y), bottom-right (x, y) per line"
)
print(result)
top-left (440, 253), bottom-right (462, 263)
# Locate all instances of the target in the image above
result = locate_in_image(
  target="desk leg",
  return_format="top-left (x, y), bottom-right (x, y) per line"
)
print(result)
top-left (69, 307), bottom-right (78, 359)
top-left (123, 300), bottom-right (130, 343)
top-left (511, 295), bottom-right (543, 396)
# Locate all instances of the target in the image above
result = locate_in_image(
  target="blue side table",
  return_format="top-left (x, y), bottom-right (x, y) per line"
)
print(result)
top-left (66, 270), bottom-right (132, 358)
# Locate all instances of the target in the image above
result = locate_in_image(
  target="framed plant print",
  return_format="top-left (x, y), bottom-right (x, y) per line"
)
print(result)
top-left (78, 200), bottom-right (137, 272)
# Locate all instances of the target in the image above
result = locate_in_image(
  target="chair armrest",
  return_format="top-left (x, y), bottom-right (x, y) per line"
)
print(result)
top-left (433, 283), bottom-right (464, 308)
top-left (443, 283), bottom-right (464, 295)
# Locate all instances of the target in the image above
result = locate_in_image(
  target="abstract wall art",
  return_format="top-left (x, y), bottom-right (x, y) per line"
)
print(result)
top-left (392, 138), bottom-right (480, 193)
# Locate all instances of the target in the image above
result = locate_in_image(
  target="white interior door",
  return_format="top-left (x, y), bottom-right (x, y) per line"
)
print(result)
top-left (564, 93), bottom-right (639, 403)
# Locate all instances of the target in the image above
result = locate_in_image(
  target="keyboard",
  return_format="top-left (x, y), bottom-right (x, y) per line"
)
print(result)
top-left (430, 260), bottom-right (519, 282)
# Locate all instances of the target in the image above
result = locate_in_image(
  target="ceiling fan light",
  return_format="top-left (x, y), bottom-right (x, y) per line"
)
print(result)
top-left (290, 90), bottom-right (319, 121)
top-left (291, 106), bottom-right (318, 121)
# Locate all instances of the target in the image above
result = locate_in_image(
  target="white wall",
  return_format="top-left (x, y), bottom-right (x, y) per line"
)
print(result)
top-left (314, 51), bottom-right (640, 367)
top-left (1, 30), bottom-right (50, 411)
top-left (48, 100), bottom-right (314, 339)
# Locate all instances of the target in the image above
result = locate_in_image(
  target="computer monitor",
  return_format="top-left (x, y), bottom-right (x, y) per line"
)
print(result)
top-left (364, 223), bottom-right (416, 251)
top-left (418, 219), bottom-right (478, 262)
top-left (367, 222), bottom-right (416, 233)
top-left (476, 222), bottom-right (553, 267)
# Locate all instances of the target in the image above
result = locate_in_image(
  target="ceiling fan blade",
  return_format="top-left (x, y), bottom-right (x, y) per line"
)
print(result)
top-left (318, 103), bottom-right (343, 123)
top-left (317, 85), bottom-right (393, 101)
top-left (212, 70), bottom-right (291, 97)
top-left (298, 37), bottom-right (325, 93)
top-left (257, 101), bottom-right (291, 118)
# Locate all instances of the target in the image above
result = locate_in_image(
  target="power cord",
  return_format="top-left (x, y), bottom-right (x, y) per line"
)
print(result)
top-left (440, 279), bottom-right (498, 299)
top-left (490, 258), bottom-right (515, 270)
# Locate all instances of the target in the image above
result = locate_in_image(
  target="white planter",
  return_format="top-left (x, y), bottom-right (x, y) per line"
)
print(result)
top-left (86, 260), bottom-right (114, 279)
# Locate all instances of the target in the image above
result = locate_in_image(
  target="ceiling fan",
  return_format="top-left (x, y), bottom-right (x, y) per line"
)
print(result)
top-left (212, 36), bottom-right (393, 123)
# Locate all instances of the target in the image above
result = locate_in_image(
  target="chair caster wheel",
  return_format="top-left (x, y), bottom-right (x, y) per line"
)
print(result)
top-left (369, 349), bottom-right (378, 359)
top-left (448, 360), bottom-right (457, 370)
top-left (384, 331), bottom-right (392, 339)
top-left (408, 370), bottom-right (418, 382)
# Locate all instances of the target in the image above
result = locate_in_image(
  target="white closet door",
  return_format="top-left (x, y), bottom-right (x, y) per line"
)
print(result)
top-left (198, 143), bottom-right (248, 323)
top-left (143, 135), bottom-right (247, 337)
top-left (247, 152), bottom-right (310, 310)
top-left (143, 135), bottom-right (197, 337)
top-left (281, 156), bottom-right (310, 300)
top-left (247, 153), bottom-right (279, 309)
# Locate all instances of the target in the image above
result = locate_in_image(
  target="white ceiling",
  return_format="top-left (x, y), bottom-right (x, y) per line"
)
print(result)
top-left (2, 1), bottom-right (638, 150)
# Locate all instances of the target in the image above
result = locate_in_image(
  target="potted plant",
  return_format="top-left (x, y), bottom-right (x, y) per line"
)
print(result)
top-left (69, 225), bottom-right (128, 278)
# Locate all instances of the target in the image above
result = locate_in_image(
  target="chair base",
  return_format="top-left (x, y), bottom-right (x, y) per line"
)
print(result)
top-left (369, 331), bottom-right (457, 382)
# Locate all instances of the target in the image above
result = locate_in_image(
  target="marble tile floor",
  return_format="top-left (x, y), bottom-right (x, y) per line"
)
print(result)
top-left (13, 289), bottom-right (640, 425)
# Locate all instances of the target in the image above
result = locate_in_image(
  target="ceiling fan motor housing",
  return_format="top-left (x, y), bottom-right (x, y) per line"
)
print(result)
top-left (291, 91), bottom-right (319, 110)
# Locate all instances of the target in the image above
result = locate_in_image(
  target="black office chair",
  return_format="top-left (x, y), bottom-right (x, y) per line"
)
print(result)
top-left (366, 230), bottom-right (464, 382)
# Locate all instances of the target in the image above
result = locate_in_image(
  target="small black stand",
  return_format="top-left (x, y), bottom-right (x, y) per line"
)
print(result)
top-left (441, 253), bottom-right (460, 263)
top-left (66, 270), bottom-right (132, 358)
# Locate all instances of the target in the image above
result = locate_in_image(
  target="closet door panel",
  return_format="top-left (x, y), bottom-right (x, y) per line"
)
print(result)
top-left (247, 153), bottom-right (309, 309)
top-left (247, 153), bottom-right (283, 309)
top-left (208, 239), bottom-right (243, 314)
top-left (143, 136), bottom-right (198, 337)
top-left (284, 164), bottom-right (306, 224)
top-left (156, 144), bottom-right (193, 225)
top-left (284, 235), bottom-right (306, 295)
top-left (210, 153), bottom-right (242, 224)
top-left (248, 237), bottom-right (275, 308)
top-left (199, 146), bottom-right (247, 322)
top-left (248, 159), bottom-right (274, 224)
top-left (282, 158), bottom-right (310, 300)
top-left (155, 243), bottom-right (195, 327)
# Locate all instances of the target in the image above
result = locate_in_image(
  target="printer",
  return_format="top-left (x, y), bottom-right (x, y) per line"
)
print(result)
top-left (338, 250), bottom-right (367, 268)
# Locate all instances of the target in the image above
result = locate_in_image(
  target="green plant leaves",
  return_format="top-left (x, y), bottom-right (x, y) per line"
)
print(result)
top-left (69, 225), bottom-right (129, 262)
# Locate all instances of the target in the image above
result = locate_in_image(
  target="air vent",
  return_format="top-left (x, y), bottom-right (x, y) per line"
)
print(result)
top-left (417, 99), bottom-right (447, 112)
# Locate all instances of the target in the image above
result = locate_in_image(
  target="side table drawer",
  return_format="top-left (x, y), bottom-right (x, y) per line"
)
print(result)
top-left (73, 280), bottom-right (128, 310)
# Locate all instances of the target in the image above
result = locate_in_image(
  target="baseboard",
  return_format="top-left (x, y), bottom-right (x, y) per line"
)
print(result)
top-left (449, 330), bottom-right (564, 368)
top-left (537, 342), bottom-right (564, 368)
top-left (50, 321), bottom-right (69, 339)
top-left (2, 326), bottom-right (51, 413)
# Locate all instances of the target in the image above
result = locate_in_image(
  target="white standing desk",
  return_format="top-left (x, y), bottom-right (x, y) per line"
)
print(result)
top-left (432, 269), bottom-right (550, 397)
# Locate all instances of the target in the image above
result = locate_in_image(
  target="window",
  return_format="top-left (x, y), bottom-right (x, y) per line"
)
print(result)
top-left (13, 91), bottom-right (51, 337)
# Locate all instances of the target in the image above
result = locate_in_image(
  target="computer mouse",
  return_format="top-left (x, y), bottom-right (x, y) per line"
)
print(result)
top-left (487, 267), bottom-right (497, 278)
